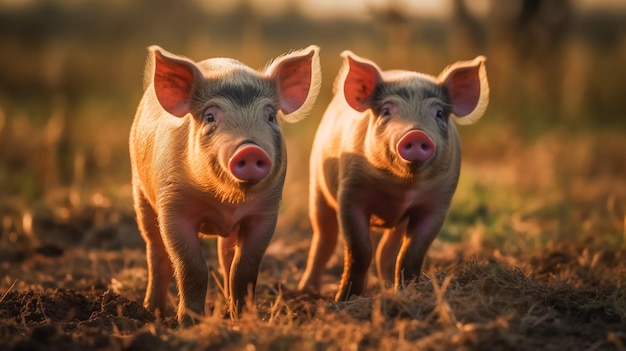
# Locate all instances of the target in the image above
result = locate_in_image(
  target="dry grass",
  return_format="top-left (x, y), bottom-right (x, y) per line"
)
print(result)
top-left (1, 128), bottom-right (625, 350)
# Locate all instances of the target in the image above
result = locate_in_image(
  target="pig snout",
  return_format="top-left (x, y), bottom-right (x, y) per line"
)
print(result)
top-left (228, 144), bottom-right (272, 182)
top-left (396, 130), bottom-right (436, 163)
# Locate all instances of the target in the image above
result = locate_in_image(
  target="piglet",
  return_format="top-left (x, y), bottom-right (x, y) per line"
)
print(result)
top-left (130, 45), bottom-right (321, 323)
top-left (298, 51), bottom-right (489, 301)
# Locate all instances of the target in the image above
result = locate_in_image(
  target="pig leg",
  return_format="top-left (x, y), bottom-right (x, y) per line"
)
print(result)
top-left (375, 224), bottom-right (405, 284)
top-left (217, 233), bottom-right (237, 299)
top-left (159, 213), bottom-right (208, 325)
top-left (228, 214), bottom-right (277, 316)
top-left (336, 201), bottom-right (372, 301)
top-left (133, 187), bottom-right (172, 316)
top-left (394, 208), bottom-right (447, 289)
top-left (298, 188), bottom-right (339, 292)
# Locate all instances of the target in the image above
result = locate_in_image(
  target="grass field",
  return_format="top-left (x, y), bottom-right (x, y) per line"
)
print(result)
top-left (1, 125), bottom-right (624, 350)
top-left (1, 1), bottom-right (626, 350)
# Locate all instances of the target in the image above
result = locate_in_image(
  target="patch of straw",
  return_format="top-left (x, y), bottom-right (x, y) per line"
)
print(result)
top-left (0, 279), bottom-right (18, 304)
top-left (426, 267), bottom-right (457, 327)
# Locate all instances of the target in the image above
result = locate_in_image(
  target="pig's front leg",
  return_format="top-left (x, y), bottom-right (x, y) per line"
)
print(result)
top-left (159, 211), bottom-right (208, 325)
top-left (228, 213), bottom-right (277, 316)
top-left (394, 207), bottom-right (447, 289)
top-left (336, 193), bottom-right (372, 301)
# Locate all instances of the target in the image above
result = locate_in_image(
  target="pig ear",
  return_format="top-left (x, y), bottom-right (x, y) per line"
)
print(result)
top-left (265, 45), bottom-right (321, 123)
top-left (338, 51), bottom-right (382, 112)
top-left (149, 46), bottom-right (199, 118)
top-left (438, 56), bottom-right (489, 125)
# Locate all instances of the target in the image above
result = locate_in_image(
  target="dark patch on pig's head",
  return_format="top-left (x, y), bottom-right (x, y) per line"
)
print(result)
top-left (201, 71), bottom-right (275, 107)
top-left (214, 83), bottom-right (267, 108)
top-left (372, 80), bottom-right (445, 115)
top-left (374, 84), bottom-right (441, 104)
top-left (188, 65), bottom-right (278, 110)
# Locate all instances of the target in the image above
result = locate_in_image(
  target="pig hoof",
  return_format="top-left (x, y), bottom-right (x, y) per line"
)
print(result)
top-left (396, 130), bottom-right (435, 162)
top-left (228, 144), bottom-right (272, 181)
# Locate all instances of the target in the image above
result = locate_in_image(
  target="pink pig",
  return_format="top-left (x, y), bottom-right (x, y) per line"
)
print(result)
top-left (130, 45), bottom-right (321, 323)
top-left (298, 51), bottom-right (489, 301)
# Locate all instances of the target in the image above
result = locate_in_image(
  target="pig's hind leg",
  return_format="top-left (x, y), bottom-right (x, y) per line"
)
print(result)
top-left (298, 189), bottom-right (339, 293)
top-left (133, 187), bottom-right (173, 317)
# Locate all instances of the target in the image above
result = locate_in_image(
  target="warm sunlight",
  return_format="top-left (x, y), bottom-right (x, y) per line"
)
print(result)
top-left (1, 0), bottom-right (625, 349)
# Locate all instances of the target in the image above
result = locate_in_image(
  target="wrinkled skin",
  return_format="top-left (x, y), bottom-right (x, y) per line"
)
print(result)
top-left (130, 45), bottom-right (321, 324)
top-left (298, 52), bottom-right (489, 301)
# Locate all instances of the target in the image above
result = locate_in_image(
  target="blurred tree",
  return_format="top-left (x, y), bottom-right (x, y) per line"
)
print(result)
top-left (451, 0), bottom-right (487, 53)
top-left (368, 0), bottom-right (412, 68)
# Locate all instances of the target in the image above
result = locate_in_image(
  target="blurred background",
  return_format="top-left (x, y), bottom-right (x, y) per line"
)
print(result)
top-left (0, 0), bottom-right (625, 224)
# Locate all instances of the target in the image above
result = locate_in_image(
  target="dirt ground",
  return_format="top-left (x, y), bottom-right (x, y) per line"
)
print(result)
top-left (1, 131), bottom-right (626, 351)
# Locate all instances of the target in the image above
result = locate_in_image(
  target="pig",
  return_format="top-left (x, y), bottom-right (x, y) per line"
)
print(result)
top-left (129, 45), bottom-right (321, 324)
top-left (298, 51), bottom-right (489, 301)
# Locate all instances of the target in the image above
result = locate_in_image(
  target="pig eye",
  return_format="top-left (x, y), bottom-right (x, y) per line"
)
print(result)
top-left (436, 110), bottom-right (444, 120)
top-left (380, 102), bottom-right (394, 119)
top-left (203, 107), bottom-right (218, 124)
top-left (381, 107), bottom-right (391, 118)
top-left (432, 105), bottom-right (447, 130)
top-left (204, 113), bottom-right (215, 123)
top-left (265, 106), bottom-right (277, 123)
top-left (432, 105), bottom-right (445, 121)
top-left (202, 106), bottom-right (222, 124)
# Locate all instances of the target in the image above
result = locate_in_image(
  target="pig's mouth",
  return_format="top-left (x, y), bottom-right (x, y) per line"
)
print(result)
top-left (407, 160), bottom-right (425, 170)
top-left (236, 178), bottom-right (262, 187)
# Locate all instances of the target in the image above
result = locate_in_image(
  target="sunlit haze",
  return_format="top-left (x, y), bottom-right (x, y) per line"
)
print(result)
top-left (0, 0), bottom-right (624, 19)
top-left (187, 0), bottom-right (619, 20)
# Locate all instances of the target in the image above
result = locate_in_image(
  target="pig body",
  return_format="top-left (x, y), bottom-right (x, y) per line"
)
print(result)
top-left (130, 45), bottom-right (320, 323)
top-left (298, 52), bottom-right (489, 301)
